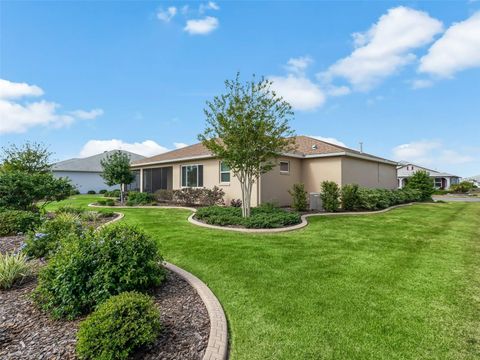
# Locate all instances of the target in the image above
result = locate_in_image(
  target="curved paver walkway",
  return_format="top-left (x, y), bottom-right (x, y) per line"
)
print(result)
top-left (93, 205), bottom-right (229, 360)
top-left (90, 202), bottom-right (421, 234)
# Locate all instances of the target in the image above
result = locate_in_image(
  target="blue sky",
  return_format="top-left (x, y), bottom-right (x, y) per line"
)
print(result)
top-left (1, 1), bottom-right (479, 177)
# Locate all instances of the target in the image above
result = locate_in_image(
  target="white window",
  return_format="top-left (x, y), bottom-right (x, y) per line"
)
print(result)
top-left (279, 161), bottom-right (290, 173)
top-left (220, 162), bottom-right (230, 183)
top-left (181, 165), bottom-right (203, 187)
top-left (434, 178), bottom-right (442, 188)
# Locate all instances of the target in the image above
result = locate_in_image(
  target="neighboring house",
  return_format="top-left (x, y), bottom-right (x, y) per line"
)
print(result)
top-left (130, 136), bottom-right (398, 207)
top-left (465, 175), bottom-right (480, 187)
top-left (52, 150), bottom-right (145, 193)
top-left (397, 162), bottom-right (461, 190)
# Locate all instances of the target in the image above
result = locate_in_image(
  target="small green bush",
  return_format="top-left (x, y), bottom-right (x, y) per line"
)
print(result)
top-left (56, 205), bottom-right (85, 215)
top-left (34, 224), bottom-right (165, 319)
top-left (97, 199), bottom-right (114, 206)
top-left (341, 184), bottom-right (361, 211)
top-left (76, 292), bottom-right (161, 360)
top-left (405, 170), bottom-right (434, 201)
top-left (99, 189), bottom-right (107, 194)
top-left (104, 189), bottom-right (121, 198)
top-left (23, 213), bottom-right (84, 258)
top-left (126, 191), bottom-right (155, 206)
top-left (154, 189), bottom-right (174, 203)
top-left (450, 181), bottom-right (475, 193)
top-left (0, 209), bottom-right (41, 236)
top-left (87, 190), bottom-right (96, 195)
top-left (0, 252), bottom-right (32, 289)
top-left (320, 181), bottom-right (340, 212)
top-left (288, 183), bottom-right (308, 211)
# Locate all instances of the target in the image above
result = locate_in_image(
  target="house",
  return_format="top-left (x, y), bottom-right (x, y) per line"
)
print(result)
top-left (396, 162), bottom-right (461, 190)
top-left (52, 150), bottom-right (145, 193)
top-left (130, 136), bottom-right (398, 207)
top-left (465, 175), bottom-right (480, 187)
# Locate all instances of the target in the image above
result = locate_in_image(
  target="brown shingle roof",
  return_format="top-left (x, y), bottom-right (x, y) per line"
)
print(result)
top-left (132, 135), bottom-right (396, 166)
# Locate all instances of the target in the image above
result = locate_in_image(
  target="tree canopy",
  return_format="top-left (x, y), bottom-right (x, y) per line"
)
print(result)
top-left (100, 151), bottom-right (135, 204)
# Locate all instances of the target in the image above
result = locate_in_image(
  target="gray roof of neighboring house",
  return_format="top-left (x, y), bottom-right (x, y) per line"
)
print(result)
top-left (52, 150), bottom-right (145, 173)
top-left (466, 174), bottom-right (480, 182)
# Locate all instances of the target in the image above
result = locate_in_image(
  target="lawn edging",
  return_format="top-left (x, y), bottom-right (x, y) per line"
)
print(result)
top-left (165, 262), bottom-right (228, 360)
top-left (89, 204), bottom-right (229, 360)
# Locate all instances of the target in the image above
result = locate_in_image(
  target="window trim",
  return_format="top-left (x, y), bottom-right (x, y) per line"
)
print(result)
top-left (219, 161), bottom-right (231, 184)
top-left (181, 164), bottom-right (203, 188)
top-left (279, 160), bottom-right (290, 174)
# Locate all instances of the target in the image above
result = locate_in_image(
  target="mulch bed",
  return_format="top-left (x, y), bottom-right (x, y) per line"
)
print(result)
top-left (0, 236), bottom-right (210, 360)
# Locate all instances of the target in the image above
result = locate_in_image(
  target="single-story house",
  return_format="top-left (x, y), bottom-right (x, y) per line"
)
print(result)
top-left (465, 175), bottom-right (480, 187)
top-left (52, 150), bottom-right (145, 194)
top-left (397, 162), bottom-right (461, 190)
top-left (130, 136), bottom-right (398, 207)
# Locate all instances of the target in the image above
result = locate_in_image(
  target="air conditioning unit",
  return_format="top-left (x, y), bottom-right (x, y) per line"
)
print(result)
top-left (309, 192), bottom-right (322, 211)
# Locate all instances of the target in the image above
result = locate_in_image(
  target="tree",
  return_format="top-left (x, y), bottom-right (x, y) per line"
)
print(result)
top-left (405, 170), bottom-right (434, 201)
top-left (0, 143), bottom-right (73, 210)
top-left (1, 142), bottom-right (52, 173)
top-left (100, 151), bottom-right (135, 204)
top-left (199, 74), bottom-right (296, 217)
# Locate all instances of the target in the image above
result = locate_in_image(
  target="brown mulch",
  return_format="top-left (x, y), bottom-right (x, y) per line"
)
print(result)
top-left (0, 236), bottom-right (210, 360)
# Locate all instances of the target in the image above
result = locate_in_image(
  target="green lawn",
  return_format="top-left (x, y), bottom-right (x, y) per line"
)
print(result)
top-left (49, 196), bottom-right (480, 359)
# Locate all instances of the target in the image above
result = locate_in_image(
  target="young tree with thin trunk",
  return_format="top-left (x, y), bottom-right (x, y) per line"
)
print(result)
top-left (100, 151), bottom-right (135, 205)
top-left (198, 74), bottom-right (296, 217)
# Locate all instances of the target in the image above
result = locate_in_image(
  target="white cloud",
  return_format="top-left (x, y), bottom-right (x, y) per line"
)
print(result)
top-left (392, 140), bottom-right (474, 166)
top-left (411, 79), bottom-right (434, 89)
top-left (419, 12), bottom-right (480, 77)
top-left (310, 136), bottom-right (346, 147)
top-left (199, 1), bottom-right (219, 13)
top-left (0, 79), bottom-right (44, 99)
top-left (157, 6), bottom-right (177, 22)
top-left (69, 108), bottom-right (104, 120)
top-left (184, 16), bottom-right (219, 35)
top-left (326, 85), bottom-right (351, 97)
top-left (79, 139), bottom-right (169, 158)
top-left (174, 142), bottom-right (188, 149)
top-left (269, 75), bottom-right (326, 111)
top-left (285, 56), bottom-right (313, 74)
top-left (0, 79), bottom-right (102, 134)
top-left (322, 6), bottom-right (443, 91)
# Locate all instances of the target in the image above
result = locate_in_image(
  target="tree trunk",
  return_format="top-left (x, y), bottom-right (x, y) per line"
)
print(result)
top-left (120, 184), bottom-right (125, 205)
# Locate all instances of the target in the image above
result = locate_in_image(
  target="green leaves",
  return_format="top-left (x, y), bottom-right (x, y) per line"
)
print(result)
top-left (100, 151), bottom-right (135, 187)
top-left (405, 170), bottom-right (435, 201)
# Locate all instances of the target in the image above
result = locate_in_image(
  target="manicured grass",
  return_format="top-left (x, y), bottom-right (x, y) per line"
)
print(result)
top-left (48, 196), bottom-right (480, 359)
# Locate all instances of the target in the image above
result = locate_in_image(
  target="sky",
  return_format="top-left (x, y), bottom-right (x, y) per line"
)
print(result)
top-left (1, 0), bottom-right (479, 177)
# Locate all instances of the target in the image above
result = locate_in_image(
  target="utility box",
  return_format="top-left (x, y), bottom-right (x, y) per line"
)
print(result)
top-left (309, 192), bottom-right (322, 211)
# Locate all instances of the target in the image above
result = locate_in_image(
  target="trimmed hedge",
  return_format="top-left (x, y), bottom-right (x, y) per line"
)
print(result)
top-left (195, 204), bottom-right (301, 228)
top-left (126, 191), bottom-right (155, 206)
top-left (76, 292), bottom-right (161, 360)
top-left (97, 199), bottom-right (115, 206)
top-left (34, 224), bottom-right (165, 319)
top-left (0, 209), bottom-right (41, 236)
top-left (103, 189), bottom-right (121, 198)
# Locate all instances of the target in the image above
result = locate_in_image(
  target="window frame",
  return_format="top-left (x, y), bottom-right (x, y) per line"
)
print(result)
top-left (181, 164), bottom-right (204, 188)
top-left (219, 161), bottom-right (231, 184)
top-left (279, 160), bottom-right (290, 174)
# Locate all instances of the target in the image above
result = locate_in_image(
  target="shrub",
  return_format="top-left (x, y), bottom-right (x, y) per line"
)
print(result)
top-left (154, 189), bottom-right (174, 203)
top-left (34, 224), bottom-right (165, 319)
top-left (0, 252), bottom-right (32, 289)
top-left (104, 189), bottom-right (121, 198)
top-left (0, 209), bottom-right (41, 236)
top-left (56, 205), bottom-right (85, 215)
top-left (97, 199), bottom-right (114, 206)
top-left (405, 170), bottom-right (434, 201)
top-left (320, 181), bottom-right (340, 212)
top-left (126, 191), bottom-right (155, 206)
top-left (230, 199), bottom-right (242, 208)
top-left (99, 189), bottom-right (107, 194)
top-left (173, 188), bottom-right (203, 205)
top-left (24, 213), bottom-right (84, 258)
top-left (87, 190), bottom-right (96, 194)
top-left (76, 292), bottom-right (161, 360)
top-left (288, 183), bottom-right (308, 211)
top-left (450, 181), bottom-right (475, 193)
top-left (341, 184), bottom-right (361, 211)
top-left (71, 189), bottom-right (81, 195)
top-left (199, 186), bottom-right (225, 206)
top-left (195, 205), bottom-right (301, 228)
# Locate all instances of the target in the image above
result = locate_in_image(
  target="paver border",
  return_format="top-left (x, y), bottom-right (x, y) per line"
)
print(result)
top-left (92, 205), bottom-right (229, 360)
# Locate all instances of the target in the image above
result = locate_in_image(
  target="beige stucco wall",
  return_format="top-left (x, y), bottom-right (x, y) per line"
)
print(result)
top-left (300, 157), bottom-right (343, 193)
top-left (138, 159), bottom-right (259, 206)
top-left (260, 157), bottom-right (302, 206)
top-left (341, 157), bottom-right (397, 189)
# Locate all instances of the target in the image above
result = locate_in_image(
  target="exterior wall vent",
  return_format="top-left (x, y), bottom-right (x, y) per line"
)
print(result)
top-left (312, 144), bottom-right (318, 150)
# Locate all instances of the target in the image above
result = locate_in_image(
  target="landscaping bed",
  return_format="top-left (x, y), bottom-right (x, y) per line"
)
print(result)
top-left (0, 268), bottom-right (209, 360)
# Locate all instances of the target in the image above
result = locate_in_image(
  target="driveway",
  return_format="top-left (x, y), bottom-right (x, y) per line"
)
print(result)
top-left (433, 195), bottom-right (480, 202)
